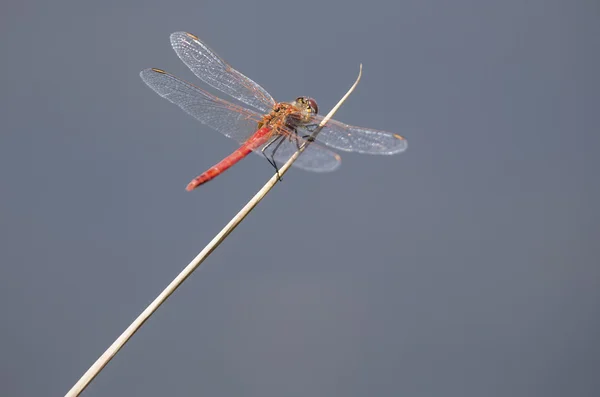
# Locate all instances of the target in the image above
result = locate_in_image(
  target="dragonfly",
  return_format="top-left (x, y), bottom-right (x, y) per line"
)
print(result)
top-left (140, 32), bottom-right (408, 191)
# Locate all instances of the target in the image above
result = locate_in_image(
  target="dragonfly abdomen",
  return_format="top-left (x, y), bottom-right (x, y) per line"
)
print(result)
top-left (185, 127), bottom-right (273, 191)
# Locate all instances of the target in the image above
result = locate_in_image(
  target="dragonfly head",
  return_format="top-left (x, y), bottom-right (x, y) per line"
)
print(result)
top-left (294, 97), bottom-right (319, 118)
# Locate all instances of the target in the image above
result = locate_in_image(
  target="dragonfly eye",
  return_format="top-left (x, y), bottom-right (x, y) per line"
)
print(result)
top-left (296, 97), bottom-right (318, 115)
top-left (307, 98), bottom-right (319, 115)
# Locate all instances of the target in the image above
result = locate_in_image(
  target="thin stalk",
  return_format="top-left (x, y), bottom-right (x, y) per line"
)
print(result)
top-left (64, 64), bottom-right (362, 397)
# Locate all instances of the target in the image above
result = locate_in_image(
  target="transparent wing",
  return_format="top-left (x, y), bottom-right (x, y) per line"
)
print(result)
top-left (305, 115), bottom-right (408, 155)
top-left (140, 68), bottom-right (341, 173)
top-left (170, 32), bottom-right (276, 114)
top-left (267, 137), bottom-right (342, 173)
top-left (140, 68), bottom-right (263, 144)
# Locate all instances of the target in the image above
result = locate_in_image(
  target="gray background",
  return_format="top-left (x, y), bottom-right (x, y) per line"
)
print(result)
top-left (1, 0), bottom-right (598, 396)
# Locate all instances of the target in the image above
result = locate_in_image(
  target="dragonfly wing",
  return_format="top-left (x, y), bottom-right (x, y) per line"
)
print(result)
top-left (304, 116), bottom-right (408, 155)
top-left (254, 135), bottom-right (341, 173)
top-left (141, 69), bottom-right (340, 173)
top-left (140, 68), bottom-right (262, 144)
top-left (170, 32), bottom-right (276, 114)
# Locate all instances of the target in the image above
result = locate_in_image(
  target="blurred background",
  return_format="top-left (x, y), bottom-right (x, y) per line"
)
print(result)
top-left (1, 0), bottom-right (598, 396)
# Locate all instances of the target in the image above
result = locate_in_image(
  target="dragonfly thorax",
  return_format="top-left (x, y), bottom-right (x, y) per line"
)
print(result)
top-left (257, 97), bottom-right (318, 131)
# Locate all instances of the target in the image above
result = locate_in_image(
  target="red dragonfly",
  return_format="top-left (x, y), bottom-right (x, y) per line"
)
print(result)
top-left (140, 32), bottom-right (408, 191)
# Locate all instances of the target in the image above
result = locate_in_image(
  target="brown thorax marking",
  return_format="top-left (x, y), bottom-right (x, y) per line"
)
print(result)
top-left (257, 102), bottom-right (301, 132)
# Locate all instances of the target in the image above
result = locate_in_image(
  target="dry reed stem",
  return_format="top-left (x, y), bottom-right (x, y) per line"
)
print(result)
top-left (64, 64), bottom-right (362, 397)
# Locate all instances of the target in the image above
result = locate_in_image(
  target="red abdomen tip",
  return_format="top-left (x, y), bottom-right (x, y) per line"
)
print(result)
top-left (186, 179), bottom-right (203, 191)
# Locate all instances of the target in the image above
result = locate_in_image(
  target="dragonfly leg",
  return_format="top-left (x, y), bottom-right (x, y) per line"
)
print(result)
top-left (261, 135), bottom-right (285, 181)
top-left (292, 128), bottom-right (302, 150)
top-left (300, 124), bottom-right (319, 142)
top-left (303, 124), bottom-right (319, 141)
